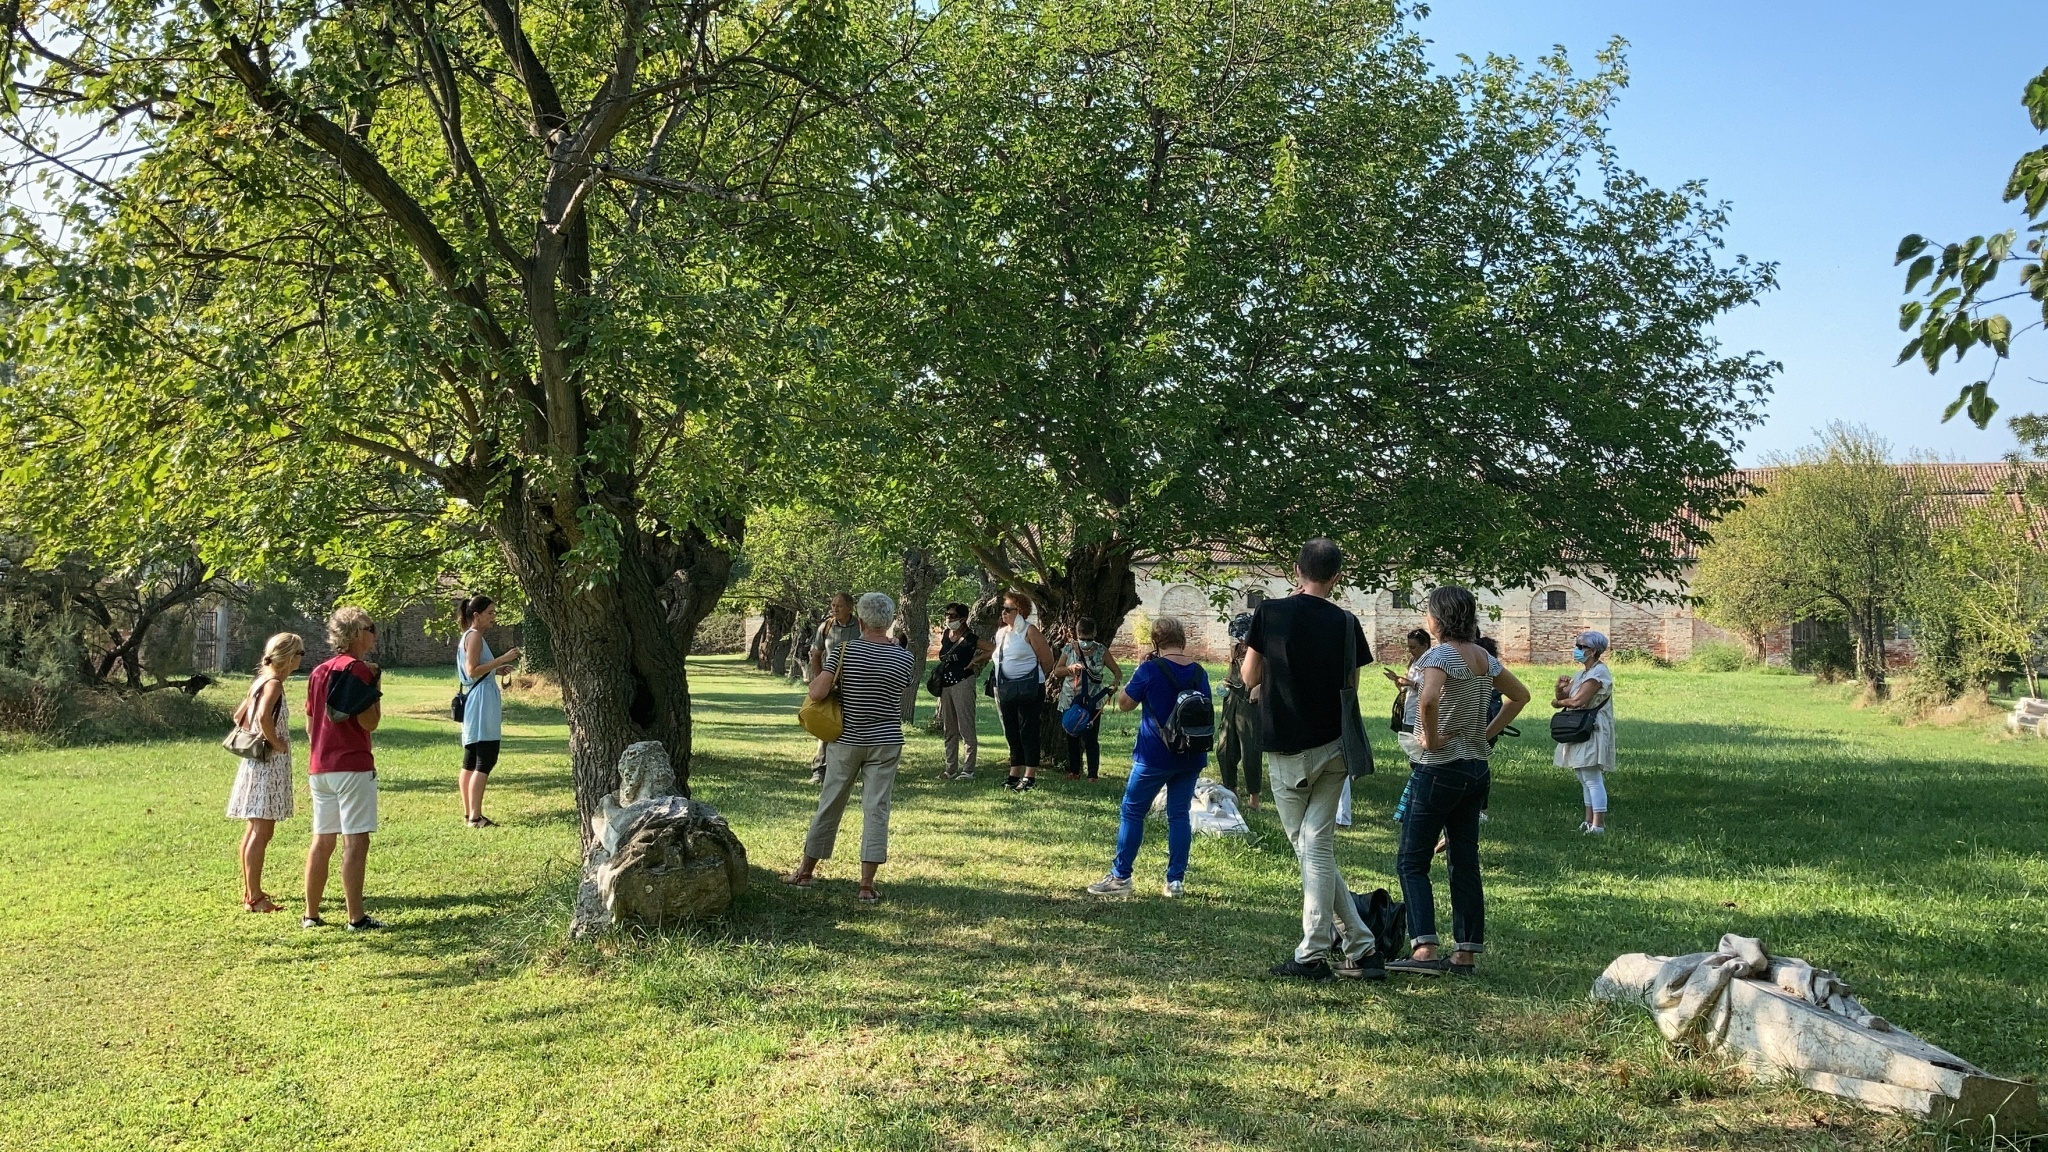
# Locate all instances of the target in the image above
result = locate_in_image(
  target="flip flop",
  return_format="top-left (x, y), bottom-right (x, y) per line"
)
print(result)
top-left (857, 887), bottom-right (881, 904)
top-left (780, 871), bottom-right (815, 888)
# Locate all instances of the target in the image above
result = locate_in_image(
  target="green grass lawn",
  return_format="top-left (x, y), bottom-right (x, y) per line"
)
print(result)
top-left (1, 657), bottom-right (2043, 1151)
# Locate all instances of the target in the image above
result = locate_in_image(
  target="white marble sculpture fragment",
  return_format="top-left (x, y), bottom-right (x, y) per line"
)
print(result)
top-left (1592, 936), bottom-right (2037, 1130)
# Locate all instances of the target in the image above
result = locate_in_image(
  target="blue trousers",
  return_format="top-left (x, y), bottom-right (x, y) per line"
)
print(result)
top-left (1112, 758), bottom-right (1200, 882)
top-left (1396, 759), bottom-right (1489, 953)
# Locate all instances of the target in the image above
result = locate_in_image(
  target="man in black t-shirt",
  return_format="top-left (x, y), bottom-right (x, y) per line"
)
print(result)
top-left (1242, 538), bottom-right (1384, 981)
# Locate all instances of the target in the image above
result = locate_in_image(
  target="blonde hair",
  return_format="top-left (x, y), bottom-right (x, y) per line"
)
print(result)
top-left (260, 632), bottom-right (305, 670)
top-left (326, 606), bottom-right (375, 652)
top-left (1150, 615), bottom-right (1188, 651)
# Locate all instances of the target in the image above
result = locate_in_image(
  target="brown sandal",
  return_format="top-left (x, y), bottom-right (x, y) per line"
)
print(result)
top-left (781, 870), bottom-right (816, 888)
top-left (243, 895), bottom-right (283, 914)
top-left (857, 886), bottom-right (881, 904)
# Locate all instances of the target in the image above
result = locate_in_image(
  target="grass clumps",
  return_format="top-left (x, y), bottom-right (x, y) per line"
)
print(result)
top-left (1683, 640), bottom-right (1755, 673)
top-left (0, 666), bottom-right (230, 748)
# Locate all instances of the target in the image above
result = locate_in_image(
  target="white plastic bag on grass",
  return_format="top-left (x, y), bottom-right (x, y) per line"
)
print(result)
top-left (1150, 776), bottom-right (1250, 836)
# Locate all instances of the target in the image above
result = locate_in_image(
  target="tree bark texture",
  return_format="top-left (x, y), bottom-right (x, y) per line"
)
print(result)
top-left (1849, 603), bottom-right (1890, 700)
top-left (496, 491), bottom-right (739, 840)
top-left (974, 540), bottom-right (1142, 772)
top-left (897, 547), bottom-right (940, 721)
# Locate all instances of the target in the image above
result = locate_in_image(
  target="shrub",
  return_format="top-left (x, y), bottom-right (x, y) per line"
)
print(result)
top-left (1608, 647), bottom-right (1669, 668)
top-left (0, 672), bottom-right (230, 746)
top-left (691, 613), bottom-right (748, 655)
top-left (1684, 641), bottom-right (1752, 673)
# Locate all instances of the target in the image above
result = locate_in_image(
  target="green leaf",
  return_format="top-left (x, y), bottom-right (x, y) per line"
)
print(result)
top-left (1905, 254), bottom-right (1936, 293)
top-left (1896, 234), bottom-right (1929, 263)
top-left (1943, 382), bottom-right (1973, 423)
top-left (1985, 314), bottom-right (2013, 356)
top-left (1897, 336), bottom-right (1924, 366)
top-left (1968, 381), bottom-right (2000, 429)
top-left (1899, 301), bottom-right (1923, 331)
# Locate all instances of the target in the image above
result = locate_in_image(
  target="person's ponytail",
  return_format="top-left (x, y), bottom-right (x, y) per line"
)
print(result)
top-left (459, 595), bottom-right (494, 632)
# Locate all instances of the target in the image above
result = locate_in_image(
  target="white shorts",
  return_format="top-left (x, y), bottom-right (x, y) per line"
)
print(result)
top-left (308, 770), bottom-right (378, 835)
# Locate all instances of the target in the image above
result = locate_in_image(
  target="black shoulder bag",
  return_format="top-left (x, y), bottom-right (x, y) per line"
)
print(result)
top-left (1337, 611), bottom-right (1375, 777)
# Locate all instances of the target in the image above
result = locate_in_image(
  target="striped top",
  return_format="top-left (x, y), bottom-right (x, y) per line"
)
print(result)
top-left (1408, 643), bottom-right (1505, 765)
top-left (826, 638), bottom-right (915, 747)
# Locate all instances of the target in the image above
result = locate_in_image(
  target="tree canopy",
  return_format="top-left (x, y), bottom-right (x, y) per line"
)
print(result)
top-left (830, 0), bottom-right (1775, 641)
top-left (0, 0), bottom-right (897, 819)
top-left (1691, 427), bottom-right (1928, 699)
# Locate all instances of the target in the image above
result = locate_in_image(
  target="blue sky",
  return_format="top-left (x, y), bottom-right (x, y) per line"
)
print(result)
top-left (1415, 1), bottom-right (2048, 464)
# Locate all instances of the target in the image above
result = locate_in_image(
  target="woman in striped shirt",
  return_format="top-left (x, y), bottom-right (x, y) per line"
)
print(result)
top-left (784, 592), bottom-right (917, 903)
top-left (1387, 585), bottom-right (1528, 976)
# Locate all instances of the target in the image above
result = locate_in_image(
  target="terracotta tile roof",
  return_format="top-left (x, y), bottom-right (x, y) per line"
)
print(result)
top-left (1733, 462), bottom-right (2048, 538)
top-left (1143, 463), bottom-right (2048, 572)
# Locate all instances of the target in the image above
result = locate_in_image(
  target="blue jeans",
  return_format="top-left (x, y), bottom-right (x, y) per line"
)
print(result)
top-left (1111, 758), bottom-right (1200, 882)
top-left (1396, 759), bottom-right (1489, 953)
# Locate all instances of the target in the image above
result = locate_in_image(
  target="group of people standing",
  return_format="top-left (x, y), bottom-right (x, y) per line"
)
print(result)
top-left (222, 597), bottom-right (519, 927)
top-left (781, 537), bottom-right (1621, 982)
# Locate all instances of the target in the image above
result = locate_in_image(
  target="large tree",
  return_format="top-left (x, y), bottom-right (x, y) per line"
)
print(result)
top-left (830, 0), bottom-right (1776, 648)
top-left (0, 0), bottom-right (897, 823)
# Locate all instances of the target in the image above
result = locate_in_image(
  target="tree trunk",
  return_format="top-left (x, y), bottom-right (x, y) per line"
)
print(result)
top-left (993, 539), bottom-right (1143, 772)
top-left (898, 547), bottom-right (940, 721)
top-left (1849, 603), bottom-right (1889, 700)
top-left (496, 493), bottom-right (732, 843)
top-left (520, 612), bottom-right (556, 673)
top-left (760, 605), bottom-right (795, 674)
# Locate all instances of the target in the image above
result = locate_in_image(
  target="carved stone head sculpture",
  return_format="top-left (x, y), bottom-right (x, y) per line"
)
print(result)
top-left (616, 740), bottom-right (678, 806)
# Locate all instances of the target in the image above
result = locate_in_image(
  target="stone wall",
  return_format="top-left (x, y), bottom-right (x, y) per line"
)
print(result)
top-left (1121, 567), bottom-right (1730, 665)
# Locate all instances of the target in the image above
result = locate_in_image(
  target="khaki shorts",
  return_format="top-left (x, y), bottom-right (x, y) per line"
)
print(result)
top-left (308, 770), bottom-right (378, 835)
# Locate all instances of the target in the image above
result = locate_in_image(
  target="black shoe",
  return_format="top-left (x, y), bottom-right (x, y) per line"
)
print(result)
top-left (1269, 956), bottom-right (1333, 981)
top-left (1017, 776), bottom-right (1037, 792)
top-left (1332, 952), bottom-right (1388, 981)
top-left (1003, 774), bottom-right (1021, 790)
top-left (345, 916), bottom-right (387, 932)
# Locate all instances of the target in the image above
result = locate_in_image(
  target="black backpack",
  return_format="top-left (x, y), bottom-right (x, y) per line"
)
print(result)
top-left (1350, 887), bottom-right (1409, 959)
top-left (1156, 659), bottom-right (1214, 755)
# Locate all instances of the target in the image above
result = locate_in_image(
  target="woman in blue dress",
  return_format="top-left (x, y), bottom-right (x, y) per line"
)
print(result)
top-left (457, 596), bottom-right (521, 827)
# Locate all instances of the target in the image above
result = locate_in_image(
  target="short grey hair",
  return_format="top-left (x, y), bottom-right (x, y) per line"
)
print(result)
top-left (855, 592), bottom-right (896, 630)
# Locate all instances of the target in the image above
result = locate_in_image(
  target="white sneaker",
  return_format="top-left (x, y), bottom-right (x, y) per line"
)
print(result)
top-left (1584, 824), bottom-right (1607, 835)
top-left (1478, 811), bottom-right (1489, 823)
top-left (1577, 821), bottom-right (1591, 833)
top-left (1161, 880), bottom-right (1186, 898)
top-left (1086, 873), bottom-right (1133, 897)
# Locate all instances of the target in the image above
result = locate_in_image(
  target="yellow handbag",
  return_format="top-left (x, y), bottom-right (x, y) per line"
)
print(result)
top-left (798, 694), bottom-right (843, 743)
top-left (797, 657), bottom-right (844, 744)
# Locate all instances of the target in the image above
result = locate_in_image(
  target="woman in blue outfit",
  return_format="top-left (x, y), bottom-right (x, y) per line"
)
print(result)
top-left (456, 595), bottom-right (521, 828)
top-left (1085, 616), bottom-right (1209, 899)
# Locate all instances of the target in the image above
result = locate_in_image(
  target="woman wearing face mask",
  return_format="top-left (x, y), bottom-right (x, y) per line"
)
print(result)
top-left (1552, 630), bottom-right (1616, 834)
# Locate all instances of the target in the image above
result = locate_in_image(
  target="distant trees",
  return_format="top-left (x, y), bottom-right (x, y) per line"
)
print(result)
top-left (1913, 501), bottom-right (2048, 699)
top-left (1697, 426), bottom-right (2048, 702)
top-left (1694, 428), bottom-right (1929, 699)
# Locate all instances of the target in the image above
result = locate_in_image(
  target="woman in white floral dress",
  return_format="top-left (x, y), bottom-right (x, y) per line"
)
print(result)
top-left (226, 633), bottom-right (304, 913)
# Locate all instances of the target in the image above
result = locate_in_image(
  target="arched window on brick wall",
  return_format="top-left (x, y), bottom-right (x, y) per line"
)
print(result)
top-left (1392, 587), bottom-right (1414, 610)
top-left (1545, 589), bottom-right (1568, 611)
